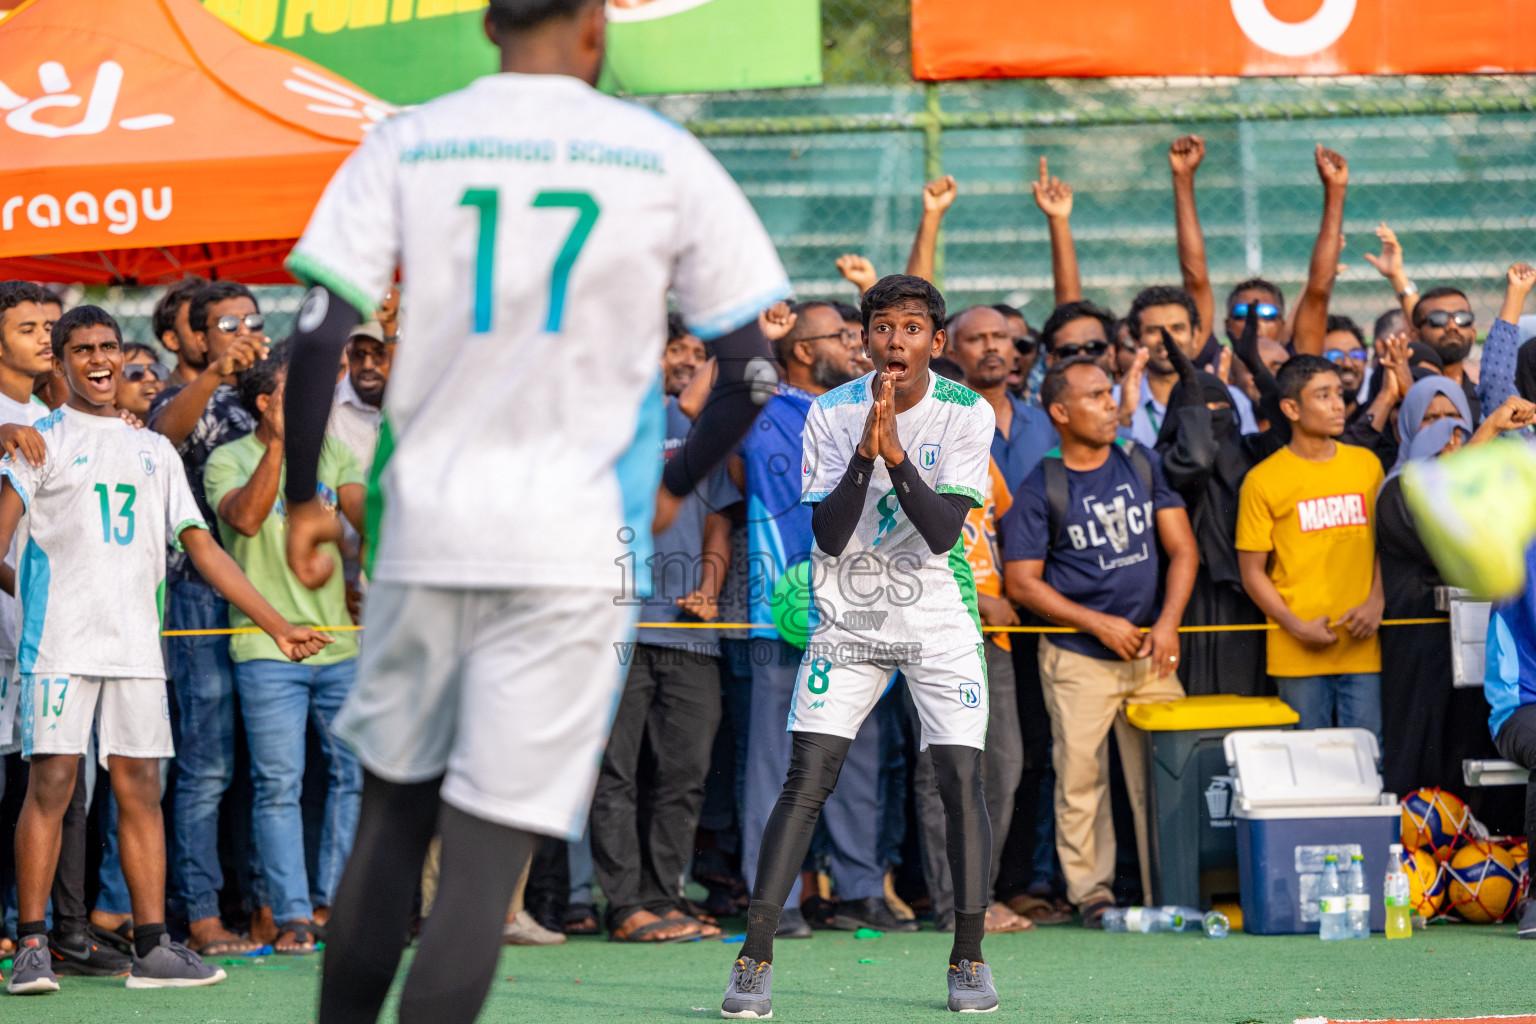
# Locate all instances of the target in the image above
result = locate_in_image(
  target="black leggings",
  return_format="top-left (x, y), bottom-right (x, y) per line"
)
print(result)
top-left (753, 733), bottom-right (990, 915)
top-left (319, 771), bottom-right (535, 1024)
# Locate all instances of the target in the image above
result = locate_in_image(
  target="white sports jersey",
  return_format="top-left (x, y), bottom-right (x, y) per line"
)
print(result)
top-left (0, 392), bottom-right (47, 662)
top-left (800, 371), bottom-right (993, 661)
top-left (287, 73), bottom-right (790, 590)
top-left (1, 406), bottom-right (205, 678)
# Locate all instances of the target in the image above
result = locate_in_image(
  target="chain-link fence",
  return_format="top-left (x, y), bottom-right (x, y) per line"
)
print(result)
top-left (90, 1), bottom-right (1536, 352)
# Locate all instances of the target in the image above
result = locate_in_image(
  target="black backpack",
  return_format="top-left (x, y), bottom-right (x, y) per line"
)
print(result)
top-left (1041, 438), bottom-right (1155, 549)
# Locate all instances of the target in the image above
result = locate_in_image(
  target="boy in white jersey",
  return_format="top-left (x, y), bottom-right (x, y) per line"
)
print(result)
top-left (723, 276), bottom-right (1000, 1018)
top-left (0, 281), bottom-right (52, 766)
top-left (274, 2), bottom-right (789, 1021)
top-left (0, 307), bottom-right (331, 995)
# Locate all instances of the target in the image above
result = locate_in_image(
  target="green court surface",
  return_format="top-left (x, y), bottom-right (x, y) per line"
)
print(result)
top-left (9, 921), bottom-right (1533, 1023)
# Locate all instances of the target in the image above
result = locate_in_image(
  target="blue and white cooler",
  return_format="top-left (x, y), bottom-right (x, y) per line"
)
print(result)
top-left (1225, 728), bottom-right (1400, 934)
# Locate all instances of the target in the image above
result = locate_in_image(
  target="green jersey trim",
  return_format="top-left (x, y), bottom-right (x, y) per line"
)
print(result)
top-left (947, 534), bottom-right (982, 640)
top-left (364, 414), bottom-right (396, 579)
top-left (284, 251), bottom-right (378, 319)
top-left (170, 518), bottom-right (207, 553)
top-left (932, 376), bottom-right (981, 407)
top-left (937, 483), bottom-right (984, 508)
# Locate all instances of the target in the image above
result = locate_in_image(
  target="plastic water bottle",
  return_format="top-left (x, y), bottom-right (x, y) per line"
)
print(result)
top-left (1101, 906), bottom-right (1228, 937)
top-left (1346, 853), bottom-right (1370, 938)
top-left (1385, 843), bottom-right (1413, 939)
top-left (1319, 854), bottom-right (1347, 940)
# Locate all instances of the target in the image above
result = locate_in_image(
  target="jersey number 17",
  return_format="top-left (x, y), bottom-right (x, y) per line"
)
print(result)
top-left (459, 188), bottom-right (600, 335)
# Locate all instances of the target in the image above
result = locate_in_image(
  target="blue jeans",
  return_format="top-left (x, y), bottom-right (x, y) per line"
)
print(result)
top-left (233, 658), bottom-right (361, 925)
top-left (166, 580), bottom-right (248, 923)
top-left (1276, 673), bottom-right (1383, 741)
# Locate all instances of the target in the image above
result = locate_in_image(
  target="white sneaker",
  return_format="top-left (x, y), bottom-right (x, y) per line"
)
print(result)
top-left (502, 910), bottom-right (566, 946)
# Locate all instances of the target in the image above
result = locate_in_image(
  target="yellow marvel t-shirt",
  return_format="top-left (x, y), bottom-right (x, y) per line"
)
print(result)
top-left (1235, 443), bottom-right (1384, 677)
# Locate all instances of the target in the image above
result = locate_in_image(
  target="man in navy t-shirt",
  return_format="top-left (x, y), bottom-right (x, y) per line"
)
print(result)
top-left (999, 357), bottom-right (1198, 928)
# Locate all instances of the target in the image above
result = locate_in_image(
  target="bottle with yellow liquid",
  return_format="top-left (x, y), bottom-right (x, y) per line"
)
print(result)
top-left (1385, 843), bottom-right (1413, 939)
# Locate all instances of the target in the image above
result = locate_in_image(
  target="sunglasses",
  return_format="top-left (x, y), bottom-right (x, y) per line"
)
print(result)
top-left (214, 313), bottom-right (265, 334)
top-left (123, 363), bottom-right (170, 383)
top-left (1418, 309), bottom-right (1475, 329)
top-left (1324, 349), bottom-right (1367, 365)
top-left (1054, 340), bottom-right (1109, 360)
top-left (1231, 302), bottom-right (1281, 321)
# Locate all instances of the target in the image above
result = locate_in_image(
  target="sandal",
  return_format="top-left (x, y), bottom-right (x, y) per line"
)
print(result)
top-left (564, 904), bottom-right (601, 937)
top-left (1006, 894), bottom-right (1074, 926)
top-left (665, 908), bottom-right (720, 938)
top-left (274, 920), bottom-right (318, 956)
top-left (984, 902), bottom-right (1034, 934)
top-left (187, 933), bottom-right (260, 957)
top-left (608, 912), bottom-right (700, 944)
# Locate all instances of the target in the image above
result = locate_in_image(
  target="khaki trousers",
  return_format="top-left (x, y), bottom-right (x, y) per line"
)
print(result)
top-left (1038, 637), bottom-right (1184, 908)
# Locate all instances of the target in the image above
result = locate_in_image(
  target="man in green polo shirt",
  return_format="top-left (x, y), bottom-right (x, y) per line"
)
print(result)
top-left (204, 344), bottom-right (365, 955)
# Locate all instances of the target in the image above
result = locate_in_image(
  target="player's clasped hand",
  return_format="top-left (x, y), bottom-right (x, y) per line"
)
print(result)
top-left (285, 495), bottom-right (344, 589)
top-left (857, 372), bottom-right (906, 466)
top-left (1090, 613), bottom-right (1145, 662)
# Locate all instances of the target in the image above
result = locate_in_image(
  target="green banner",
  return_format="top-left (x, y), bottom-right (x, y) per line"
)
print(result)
top-left (203, 0), bottom-right (821, 105)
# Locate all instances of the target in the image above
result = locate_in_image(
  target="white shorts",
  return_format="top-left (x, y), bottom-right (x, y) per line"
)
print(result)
top-left (0, 659), bottom-right (17, 756)
top-left (788, 642), bottom-right (989, 750)
top-left (333, 582), bottom-right (635, 841)
top-left (19, 675), bottom-right (175, 767)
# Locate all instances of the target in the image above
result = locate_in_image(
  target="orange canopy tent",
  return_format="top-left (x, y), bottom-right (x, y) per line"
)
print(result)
top-left (0, 0), bottom-right (395, 285)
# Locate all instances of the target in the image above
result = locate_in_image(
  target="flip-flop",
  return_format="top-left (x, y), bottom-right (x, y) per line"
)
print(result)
top-left (608, 916), bottom-right (700, 944)
top-left (665, 910), bottom-right (720, 938)
top-left (188, 935), bottom-right (261, 957)
top-left (274, 921), bottom-right (318, 956)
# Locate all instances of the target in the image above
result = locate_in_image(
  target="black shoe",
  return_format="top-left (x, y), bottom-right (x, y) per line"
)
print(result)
top-left (831, 897), bottom-right (919, 933)
top-left (50, 931), bottom-right (132, 977)
top-left (1518, 899), bottom-right (1536, 940)
top-left (800, 894), bottom-right (836, 930)
top-left (776, 907), bottom-right (813, 939)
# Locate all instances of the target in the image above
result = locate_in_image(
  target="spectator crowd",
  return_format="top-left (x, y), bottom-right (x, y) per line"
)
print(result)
top-left (3, 130), bottom-right (1536, 984)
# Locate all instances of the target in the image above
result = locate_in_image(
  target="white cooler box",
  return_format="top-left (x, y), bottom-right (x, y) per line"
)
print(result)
top-left (1225, 728), bottom-right (1400, 935)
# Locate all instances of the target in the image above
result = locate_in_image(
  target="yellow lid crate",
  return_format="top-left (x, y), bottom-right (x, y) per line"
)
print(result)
top-left (1126, 694), bottom-right (1298, 732)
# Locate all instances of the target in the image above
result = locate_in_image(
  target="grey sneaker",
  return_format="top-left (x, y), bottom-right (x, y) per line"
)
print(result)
top-left (721, 956), bottom-right (773, 1019)
top-left (126, 934), bottom-right (227, 989)
top-left (947, 960), bottom-right (998, 1013)
top-left (1518, 898), bottom-right (1536, 939)
top-left (7, 935), bottom-right (60, 994)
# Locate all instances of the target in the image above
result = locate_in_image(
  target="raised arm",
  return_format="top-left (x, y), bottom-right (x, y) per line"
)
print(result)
top-left (1479, 262), bottom-right (1536, 413)
top-left (906, 175), bottom-right (957, 283)
top-left (151, 332), bottom-right (267, 448)
top-left (835, 255), bottom-right (879, 298)
top-left (1289, 144), bottom-right (1349, 355)
top-left (1032, 157), bottom-right (1081, 305)
top-left (1169, 135), bottom-right (1215, 344)
top-left (1362, 222), bottom-right (1419, 327)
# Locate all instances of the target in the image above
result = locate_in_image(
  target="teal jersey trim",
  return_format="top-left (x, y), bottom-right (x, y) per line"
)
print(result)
top-left (16, 537), bottom-right (50, 676)
top-left (932, 376), bottom-right (981, 407)
top-left (937, 483), bottom-right (984, 508)
top-left (815, 377), bottom-right (868, 409)
top-left (615, 374), bottom-right (666, 599)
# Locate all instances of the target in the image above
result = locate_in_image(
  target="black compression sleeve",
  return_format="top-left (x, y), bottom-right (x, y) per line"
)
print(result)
top-left (662, 318), bottom-right (778, 496)
top-left (283, 286), bottom-right (361, 506)
top-left (810, 451), bottom-right (875, 556)
top-left (888, 457), bottom-right (973, 553)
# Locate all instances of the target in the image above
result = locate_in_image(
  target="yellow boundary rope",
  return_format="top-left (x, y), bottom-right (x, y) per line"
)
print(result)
top-left (162, 618), bottom-right (1450, 637)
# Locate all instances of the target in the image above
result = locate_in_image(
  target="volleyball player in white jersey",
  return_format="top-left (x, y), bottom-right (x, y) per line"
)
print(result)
top-left (277, 3), bottom-right (789, 1021)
